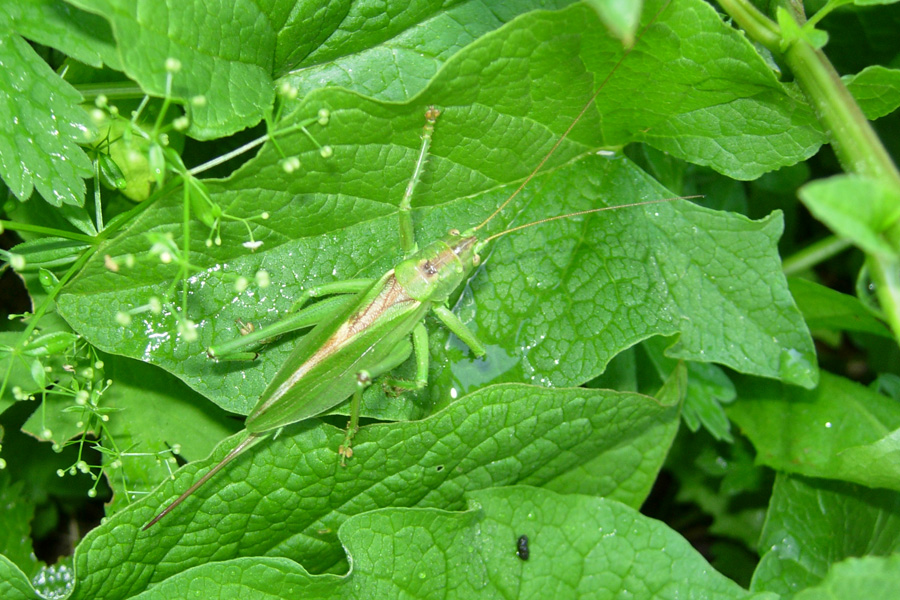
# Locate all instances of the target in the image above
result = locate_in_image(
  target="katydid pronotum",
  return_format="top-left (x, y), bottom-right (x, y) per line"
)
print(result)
top-left (143, 2), bottom-right (690, 530)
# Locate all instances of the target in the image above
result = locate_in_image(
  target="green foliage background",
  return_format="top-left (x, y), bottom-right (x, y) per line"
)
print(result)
top-left (1, 0), bottom-right (899, 598)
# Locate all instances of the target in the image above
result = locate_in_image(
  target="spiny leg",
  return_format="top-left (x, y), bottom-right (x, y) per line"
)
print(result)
top-left (209, 295), bottom-right (348, 359)
top-left (399, 107), bottom-right (441, 257)
top-left (339, 370), bottom-right (371, 466)
top-left (289, 278), bottom-right (374, 313)
top-left (337, 299), bottom-right (484, 463)
top-left (208, 279), bottom-right (374, 360)
top-left (432, 305), bottom-right (486, 357)
top-left (381, 322), bottom-right (430, 393)
top-left (338, 335), bottom-right (416, 464)
top-left (380, 307), bottom-right (486, 394)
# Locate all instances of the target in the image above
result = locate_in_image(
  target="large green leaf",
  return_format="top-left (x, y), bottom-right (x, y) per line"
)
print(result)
top-left (57, 0), bottom-right (817, 424)
top-left (70, 384), bottom-right (678, 599)
top-left (788, 277), bottom-right (893, 338)
top-left (799, 174), bottom-right (900, 255)
top-left (64, 0), bottom-right (576, 139)
top-left (125, 487), bottom-right (755, 600)
top-left (0, 24), bottom-right (95, 207)
top-left (285, 0), bottom-right (577, 102)
top-left (752, 474), bottom-right (900, 597)
top-left (844, 65), bottom-right (900, 121)
top-left (3, 0), bottom-right (119, 69)
top-left (728, 372), bottom-right (900, 491)
top-left (0, 474), bottom-right (38, 580)
top-left (0, 555), bottom-right (39, 600)
top-left (67, 0), bottom-right (277, 139)
top-left (793, 555), bottom-right (900, 600)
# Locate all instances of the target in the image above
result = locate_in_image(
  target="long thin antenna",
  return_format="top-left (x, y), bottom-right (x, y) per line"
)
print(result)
top-left (142, 433), bottom-right (263, 530)
top-left (475, 0), bottom-right (672, 232)
top-left (481, 196), bottom-right (702, 245)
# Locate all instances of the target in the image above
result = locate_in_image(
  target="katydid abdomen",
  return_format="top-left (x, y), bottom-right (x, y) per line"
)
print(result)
top-left (248, 234), bottom-right (479, 432)
top-left (245, 272), bottom-right (423, 432)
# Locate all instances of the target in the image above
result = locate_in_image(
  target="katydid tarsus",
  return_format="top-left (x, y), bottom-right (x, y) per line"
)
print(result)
top-left (143, 1), bottom-right (688, 530)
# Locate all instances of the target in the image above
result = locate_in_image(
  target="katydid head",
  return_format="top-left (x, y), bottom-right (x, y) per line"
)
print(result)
top-left (394, 230), bottom-right (482, 303)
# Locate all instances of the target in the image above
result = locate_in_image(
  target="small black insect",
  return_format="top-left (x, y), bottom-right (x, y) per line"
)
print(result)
top-left (516, 534), bottom-right (529, 561)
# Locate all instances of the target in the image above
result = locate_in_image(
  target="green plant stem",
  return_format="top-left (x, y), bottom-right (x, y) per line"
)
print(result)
top-left (716, 0), bottom-right (781, 49)
top-left (181, 182), bottom-right (191, 313)
top-left (0, 221), bottom-right (96, 244)
top-left (76, 81), bottom-right (146, 102)
top-left (719, 0), bottom-right (900, 343)
top-left (94, 159), bottom-right (104, 231)
top-left (804, 0), bottom-right (842, 30)
top-left (866, 254), bottom-right (900, 332)
top-left (782, 235), bottom-right (852, 276)
top-left (189, 133), bottom-right (268, 176)
top-left (189, 116), bottom-right (321, 176)
top-left (783, 36), bottom-right (900, 192)
top-left (782, 31), bottom-right (900, 340)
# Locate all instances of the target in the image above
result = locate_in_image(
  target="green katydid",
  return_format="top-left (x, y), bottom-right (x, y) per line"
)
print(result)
top-left (143, 3), bottom-right (688, 530)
